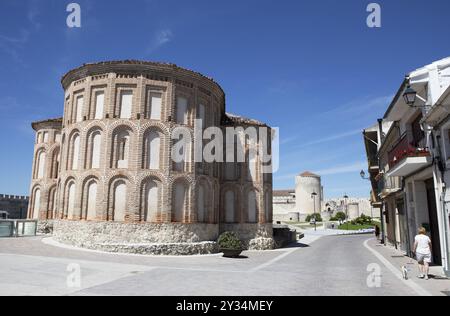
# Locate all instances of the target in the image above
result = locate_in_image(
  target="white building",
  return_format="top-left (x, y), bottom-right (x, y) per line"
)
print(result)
top-left (364, 57), bottom-right (450, 276)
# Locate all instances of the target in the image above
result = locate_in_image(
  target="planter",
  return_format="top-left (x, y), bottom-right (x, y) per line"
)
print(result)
top-left (220, 248), bottom-right (243, 258)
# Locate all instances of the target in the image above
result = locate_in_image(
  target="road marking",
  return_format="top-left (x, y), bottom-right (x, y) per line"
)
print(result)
top-left (249, 235), bottom-right (322, 273)
top-left (248, 247), bottom-right (299, 273)
top-left (363, 239), bottom-right (432, 296)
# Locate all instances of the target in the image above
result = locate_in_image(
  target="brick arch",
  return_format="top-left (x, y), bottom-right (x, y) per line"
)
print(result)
top-left (139, 175), bottom-right (165, 223)
top-left (65, 129), bottom-right (81, 171)
top-left (106, 175), bottom-right (131, 222)
top-left (108, 125), bottom-right (135, 169)
top-left (29, 184), bottom-right (42, 219)
top-left (170, 176), bottom-right (192, 223)
top-left (33, 147), bottom-right (47, 180)
top-left (83, 121), bottom-right (107, 134)
top-left (84, 126), bottom-right (104, 170)
top-left (47, 145), bottom-right (61, 180)
top-left (243, 185), bottom-right (260, 224)
top-left (46, 185), bottom-right (57, 219)
top-left (80, 175), bottom-right (100, 220)
top-left (62, 177), bottom-right (77, 219)
top-left (140, 126), bottom-right (167, 170)
top-left (195, 176), bottom-right (214, 223)
top-left (220, 183), bottom-right (242, 224)
top-left (169, 126), bottom-right (195, 173)
top-left (107, 120), bottom-right (138, 138)
top-left (139, 121), bottom-right (170, 136)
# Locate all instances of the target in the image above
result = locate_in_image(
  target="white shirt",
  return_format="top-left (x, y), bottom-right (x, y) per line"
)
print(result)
top-left (415, 235), bottom-right (431, 255)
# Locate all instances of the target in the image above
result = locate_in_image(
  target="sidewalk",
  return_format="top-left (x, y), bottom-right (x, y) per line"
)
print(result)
top-left (367, 238), bottom-right (450, 297)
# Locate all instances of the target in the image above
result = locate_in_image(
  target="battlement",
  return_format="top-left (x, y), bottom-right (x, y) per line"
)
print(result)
top-left (0, 194), bottom-right (29, 201)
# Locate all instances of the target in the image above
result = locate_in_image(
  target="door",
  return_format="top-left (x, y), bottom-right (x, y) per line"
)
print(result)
top-left (396, 199), bottom-right (410, 255)
top-left (425, 179), bottom-right (442, 265)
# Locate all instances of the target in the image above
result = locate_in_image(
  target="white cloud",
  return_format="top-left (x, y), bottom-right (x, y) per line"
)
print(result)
top-left (295, 128), bottom-right (362, 149)
top-left (148, 29), bottom-right (173, 53)
top-left (313, 162), bottom-right (367, 176)
top-left (27, 0), bottom-right (41, 30)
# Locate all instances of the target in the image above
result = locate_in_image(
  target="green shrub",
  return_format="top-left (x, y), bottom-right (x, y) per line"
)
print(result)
top-left (305, 213), bottom-right (323, 223)
top-left (218, 232), bottom-right (242, 250)
top-left (335, 212), bottom-right (347, 222)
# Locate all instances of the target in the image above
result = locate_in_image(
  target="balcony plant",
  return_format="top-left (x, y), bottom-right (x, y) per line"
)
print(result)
top-left (218, 232), bottom-right (243, 258)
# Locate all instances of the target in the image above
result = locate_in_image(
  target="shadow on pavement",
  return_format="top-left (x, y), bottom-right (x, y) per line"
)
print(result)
top-left (283, 242), bottom-right (310, 249)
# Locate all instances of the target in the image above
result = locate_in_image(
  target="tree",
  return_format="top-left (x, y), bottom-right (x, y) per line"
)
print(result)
top-left (306, 213), bottom-right (323, 223)
top-left (334, 212), bottom-right (347, 223)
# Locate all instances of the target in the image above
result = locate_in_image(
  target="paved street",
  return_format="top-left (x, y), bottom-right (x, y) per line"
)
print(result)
top-left (0, 234), bottom-right (441, 296)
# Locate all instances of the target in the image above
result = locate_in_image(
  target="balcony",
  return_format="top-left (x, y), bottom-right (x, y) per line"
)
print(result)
top-left (386, 133), bottom-right (431, 177)
top-left (377, 173), bottom-right (402, 198)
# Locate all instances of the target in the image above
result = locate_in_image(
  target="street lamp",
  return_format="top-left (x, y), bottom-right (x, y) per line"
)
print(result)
top-left (403, 85), bottom-right (417, 106)
top-left (343, 194), bottom-right (349, 230)
top-left (311, 192), bottom-right (318, 231)
top-left (360, 170), bottom-right (370, 180)
top-left (403, 85), bottom-right (427, 107)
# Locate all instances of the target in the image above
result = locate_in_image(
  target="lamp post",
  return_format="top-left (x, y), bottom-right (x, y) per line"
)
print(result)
top-left (343, 194), bottom-right (349, 230)
top-left (311, 192), bottom-right (318, 231)
top-left (360, 170), bottom-right (374, 218)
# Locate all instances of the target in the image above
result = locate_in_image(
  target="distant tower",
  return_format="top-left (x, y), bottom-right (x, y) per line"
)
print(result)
top-left (348, 203), bottom-right (360, 220)
top-left (295, 172), bottom-right (322, 217)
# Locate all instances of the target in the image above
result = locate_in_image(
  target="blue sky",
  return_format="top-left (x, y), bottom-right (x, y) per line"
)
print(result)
top-left (1, 0), bottom-right (450, 198)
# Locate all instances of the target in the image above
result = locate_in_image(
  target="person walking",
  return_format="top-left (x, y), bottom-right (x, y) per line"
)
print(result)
top-left (375, 225), bottom-right (380, 240)
top-left (413, 227), bottom-right (432, 280)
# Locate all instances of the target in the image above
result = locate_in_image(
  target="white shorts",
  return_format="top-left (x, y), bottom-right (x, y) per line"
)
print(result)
top-left (416, 253), bottom-right (432, 264)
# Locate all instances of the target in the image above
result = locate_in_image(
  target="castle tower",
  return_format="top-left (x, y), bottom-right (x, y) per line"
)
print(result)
top-left (295, 171), bottom-right (322, 216)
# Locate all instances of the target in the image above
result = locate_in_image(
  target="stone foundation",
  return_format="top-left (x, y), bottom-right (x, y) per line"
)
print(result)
top-left (220, 223), bottom-right (274, 250)
top-left (52, 220), bottom-right (275, 255)
top-left (37, 220), bottom-right (54, 235)
top-left (53, 220), bottom-right (220, 255)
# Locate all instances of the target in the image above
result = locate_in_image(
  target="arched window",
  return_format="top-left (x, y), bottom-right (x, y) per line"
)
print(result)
top-left (32, 188), bottom-right (41, 219)
top-left (94, 91), bottom-right (105, 120)
top-left (225, 190), bottom-right (235, 223)
top-left (247, 190), bottom-right (258, 223)
top-left (145, 131), bottom-right (161, 170)
top-left (67, 182), bottom-right (76, 219)
top-left (143, 180), bottom-right (159, 222)
top-left (86, 181), bottom-right (98, 220)
top-left (36, 151), bottom-right (46, 179)
top-left (113, 181), bottom-right (127, 221)
top-left (119, 91), bottom-right (133, 119)
top-left (87, 131), bottom-right (102, 169)
top-left (112, 129), bottom-right (131, 169)
top-left (176, 97), bottom-right (188, 124)
top-left (147, 92), bottom-right (162, 120)
top-left (173, 181), bottom-right (188, 222)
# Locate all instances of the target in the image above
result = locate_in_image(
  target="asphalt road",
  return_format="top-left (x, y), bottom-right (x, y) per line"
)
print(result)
top-left (0, 234), bottom-right (419, 296)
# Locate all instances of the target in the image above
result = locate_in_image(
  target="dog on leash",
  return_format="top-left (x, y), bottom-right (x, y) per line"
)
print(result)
top-left (401, 266), bottom-right (409, 280)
